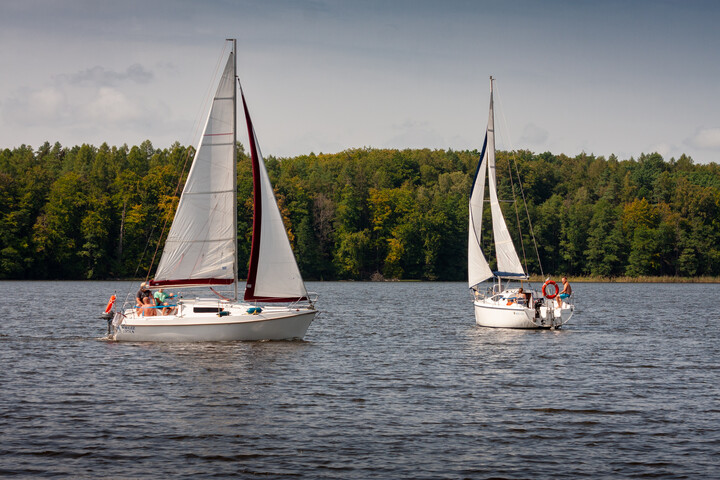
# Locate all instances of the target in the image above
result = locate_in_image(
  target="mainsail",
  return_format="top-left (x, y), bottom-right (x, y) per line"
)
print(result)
top-left (151, 53), bottom-right (237, 287)
top-left (468, 77), bottom-right (526, 288)
top-left (242, 91), bottom-right (308, 302)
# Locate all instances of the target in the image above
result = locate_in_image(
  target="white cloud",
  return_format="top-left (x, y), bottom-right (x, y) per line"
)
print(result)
top-left (685, 127), bottom-right (720, 150)
top-left (84, 87), bottom-right (143, 123)
top-left (0, 86), bottom-right (67, 125)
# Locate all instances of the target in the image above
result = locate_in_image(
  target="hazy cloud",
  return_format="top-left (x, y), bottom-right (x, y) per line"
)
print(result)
top-left (1, 86), bottom-right (67, 125)
top-left (384, 119), bottom-right (444, 149)
top-left (60, 64), bottom-right (154, 87)
top-left (0, 81), bottom-right (159, 143)
top-left (518, 123), bottom-right (548, 147)
top-left (648, 143), bottom-right (672, 159)
top-left (84, 87), bottom-right (144, 123)
top-left (685, 127), bottom-right (720, 150)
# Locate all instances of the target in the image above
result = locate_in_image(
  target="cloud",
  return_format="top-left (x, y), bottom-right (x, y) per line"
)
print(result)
top-left (0, 86), bottom-right (67, 125)
top-left (0, 81), bottom-right (159, 146)
top-left (383, 119), bottom-right (444, 149)
top-left (685, 127), bottom-right (720, 150)
top-left (59, 64), bottom-right (154, 87)
top-left (648, 143), bottom-right (672, 159)
top-left (84, 87), bottom-right (144, 123)
top-left (518, 123), bottom-right (549, 147)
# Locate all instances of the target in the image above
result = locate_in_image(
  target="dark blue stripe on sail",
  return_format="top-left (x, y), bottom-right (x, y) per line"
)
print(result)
top-left (493, 271), bottom-right (528, 279)
top-left (469, 132), bottom-right (488, 198)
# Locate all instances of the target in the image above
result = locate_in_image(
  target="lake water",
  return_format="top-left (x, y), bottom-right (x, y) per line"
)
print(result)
top-left (1, 280), bottom-right (719, 479)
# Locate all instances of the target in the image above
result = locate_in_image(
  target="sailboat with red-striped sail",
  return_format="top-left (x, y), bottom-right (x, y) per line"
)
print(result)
top-left (109, 39), bottom-right (317, 341)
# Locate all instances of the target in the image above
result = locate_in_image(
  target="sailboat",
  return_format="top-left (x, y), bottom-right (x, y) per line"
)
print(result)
top-left (468, 77), bottom-right (573, 329)
top-left (107, 39), bottom-right (317, 342)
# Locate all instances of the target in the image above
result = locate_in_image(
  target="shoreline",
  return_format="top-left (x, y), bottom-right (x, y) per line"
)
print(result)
top-left (2, 276), bottom-right (719, 284)
top-left (527, 275), bottom-right (720, 284)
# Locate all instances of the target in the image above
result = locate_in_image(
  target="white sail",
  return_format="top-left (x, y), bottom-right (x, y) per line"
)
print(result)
top-left (468, 77), bottom-right (525, 286)
top-left (468, 141), bottom-right (493, 287)
top-left (153, 53), bottom-right (236, 287)
top-left (242, 94), bottom-right (308, 302)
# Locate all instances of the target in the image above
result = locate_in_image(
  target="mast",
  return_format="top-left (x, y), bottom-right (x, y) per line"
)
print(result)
top-left (228, 38), bottom-right (239, 301)
top-left (490, 75), bottom-right (497, 292)
top-left (489, 76), bottom-right (494, 154)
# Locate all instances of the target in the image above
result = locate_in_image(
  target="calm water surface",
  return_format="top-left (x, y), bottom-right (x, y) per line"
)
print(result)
top-left (1, 281), bottom-right (719, 479)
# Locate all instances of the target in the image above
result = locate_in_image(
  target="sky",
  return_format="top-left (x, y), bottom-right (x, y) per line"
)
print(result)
top-left (1, 0), bottom-right (719, 163)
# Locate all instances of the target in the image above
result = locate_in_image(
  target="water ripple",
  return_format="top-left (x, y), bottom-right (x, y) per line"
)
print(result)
top-left (0, 280), bottom-right (719, 478)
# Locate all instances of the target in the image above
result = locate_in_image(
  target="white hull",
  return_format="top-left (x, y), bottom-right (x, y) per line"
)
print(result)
top-left (474, 300), bottom-right (573, 329)
top-left (112, 301), bottom-right (316, 342)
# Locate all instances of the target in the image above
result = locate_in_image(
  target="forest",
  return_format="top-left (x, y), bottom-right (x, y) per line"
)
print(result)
top-left (1, 140), bottom-right (719, 281)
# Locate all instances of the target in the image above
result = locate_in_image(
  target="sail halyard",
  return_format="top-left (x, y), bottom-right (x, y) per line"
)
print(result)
top-left (150, 50), bottom-right (237, 289)
top-left (241, 89), bottom-right (309, 303)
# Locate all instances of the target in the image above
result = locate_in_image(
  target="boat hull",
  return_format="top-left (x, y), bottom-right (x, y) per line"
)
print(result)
top-left (112, 306), bottom-right (316, 342)
top-left (474, 301), bottom-right (573, 329)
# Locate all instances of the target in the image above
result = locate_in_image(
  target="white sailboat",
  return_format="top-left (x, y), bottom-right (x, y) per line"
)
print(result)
top-left (107, 39), bottom-right (317, 342)
top-left (469, 77), bottom-right (573, 329)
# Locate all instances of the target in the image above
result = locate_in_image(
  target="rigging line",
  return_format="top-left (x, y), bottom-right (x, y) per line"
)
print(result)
top-left (495, 80), bottom-right (544, 280)
top-left (512, 155), bottom-right (544, 278)
top-left (210, 287), bottom-right (232, 302)
top-left (507, 152), bottom-right (530, 276)
top-left (494, 82), bottom-right (529, 276)
top-left (493, 82), bottom-right (515, 156)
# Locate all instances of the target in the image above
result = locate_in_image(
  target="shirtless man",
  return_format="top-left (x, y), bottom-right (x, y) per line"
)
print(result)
top-left (556, 277), bottom-right (572, 307)
top-left (141, 296), bottom-right (157, 316)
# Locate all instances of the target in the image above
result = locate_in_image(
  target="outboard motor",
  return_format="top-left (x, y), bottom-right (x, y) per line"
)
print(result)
top-left (534, 298), bottom-right (544, 319)
top-left (100, 294), bottom-right (116, 335)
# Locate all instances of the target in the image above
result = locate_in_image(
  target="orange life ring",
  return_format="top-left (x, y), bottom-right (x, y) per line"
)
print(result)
top-left (542, 281), bottom-right (558, 299)
top-left (104, 295), bottom-right (116, 313)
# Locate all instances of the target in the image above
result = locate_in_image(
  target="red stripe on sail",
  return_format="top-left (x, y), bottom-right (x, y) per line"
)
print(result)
top-left (244, 295), bottom-right (308, 303)
top-left (148, 278), bottom-right (234, 288)
top-left (241, 91), bottom-right (263, 302)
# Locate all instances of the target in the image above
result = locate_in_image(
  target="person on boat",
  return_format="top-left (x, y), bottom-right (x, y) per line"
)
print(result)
top-left (556, 277), bottom-right (572, 307)
top-left (518, 287), bottom-right (531, 306)
top-left (153, 288), bottom-right (176, 315)
top-left (141, 296), bottom-right (157, 316)
top-left (135, 282), bottom-right (153, 312)
top-left (506, 289), bottom-right (525, 306)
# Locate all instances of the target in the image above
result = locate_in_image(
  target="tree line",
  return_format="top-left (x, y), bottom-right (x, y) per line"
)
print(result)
top-left (1, 141), bottom-right (719, 281)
